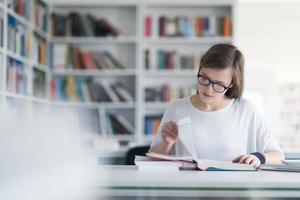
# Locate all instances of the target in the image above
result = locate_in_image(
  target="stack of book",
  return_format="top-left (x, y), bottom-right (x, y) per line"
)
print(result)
top-left (144, 15), bottom-right (231, 37)
top-left (51, 12), bottom-right (120, 37)
top-left (135, 152), bottom-right (256, 171)
top-left (106, 112), bottom-right (134, 135)
top-left (6, 58), bottom-right (28, 95)
top-left (34, 0), bottom-right (48, 31)
top-left (145, 84), bottom-right (196, 102)
top-left (51, 77), bottom-right (134, 102)
top-left (145, 49), bottom-right (198, 70)
top-left (8, 0), bottom-right (30, 19)
top-left (7, 15), bottom-right (31, 57)
top-left (32, 33), bottom-right (47, 65)
top-left (33, 68), bottom-right (46, 98)
top-left (53, 44), bottom-right (125, 70)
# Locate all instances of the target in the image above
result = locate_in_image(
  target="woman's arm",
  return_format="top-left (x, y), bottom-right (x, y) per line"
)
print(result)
top-left (148, 140), bottom-right (173, 155)
top-left (233, 150), bottom-right (284, 168)
top-left (148, 121), bottom-right (178, 155)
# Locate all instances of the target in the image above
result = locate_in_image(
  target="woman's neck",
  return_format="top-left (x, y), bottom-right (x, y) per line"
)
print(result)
top-left (190, 95), bottom-right (231, 112)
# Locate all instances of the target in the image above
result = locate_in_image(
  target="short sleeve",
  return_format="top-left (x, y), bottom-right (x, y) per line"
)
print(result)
top-left (251, 106), bottom-right (283, 153)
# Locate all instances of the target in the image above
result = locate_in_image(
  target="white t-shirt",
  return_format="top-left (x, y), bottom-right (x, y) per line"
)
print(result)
top-left (151, 97), bottom-right (283, 161)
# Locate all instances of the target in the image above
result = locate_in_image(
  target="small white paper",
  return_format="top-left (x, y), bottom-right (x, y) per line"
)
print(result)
top-left (176, 117), bottom-right (197, 158)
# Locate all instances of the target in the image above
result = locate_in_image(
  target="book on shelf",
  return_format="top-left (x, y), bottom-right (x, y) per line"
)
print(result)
top-left (34, 0), bottom-right (48, 31)
top-left (32, 33), bottom-right (47, 65)
top-left (144, 15), bottom-right (152, 37)
top-left (7, 0), bottom-right (31, 20)
top-left (7, 57), bottom-right (28, 95)
top-left (51, 12), bottom-right (120, 37)
top-left (106, 112), bottom-right (134, 135)
top-left (143, 152), bottom-right (256, 171)
top-left (51, 77), bottom-right (134, 103)
top-left (33, 68), bottom-right (46, 98)
top-left (156, 15), bottom-right (232, 38)
top-left (144, 49), bottom-right (198, 70)
top-left (7, 15), bottom-right (31, 57)
top-left (145, 114), bottom-right (163, 135)
top-left (53, 44), bottom-right (125, 70)
top-left (145, 84), bottom-right (196, 102)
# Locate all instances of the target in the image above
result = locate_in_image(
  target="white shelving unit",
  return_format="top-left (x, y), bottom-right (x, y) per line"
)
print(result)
top-left (0, 0), bottom-right (50, 120)
top-left (47, 0), bottom-right (235, 151)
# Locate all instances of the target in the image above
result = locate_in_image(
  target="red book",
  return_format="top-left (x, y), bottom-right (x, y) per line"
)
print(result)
top-left (144, 15), bottom-right (152, 37)
top-left (81, 51), bottom-right (96, 69)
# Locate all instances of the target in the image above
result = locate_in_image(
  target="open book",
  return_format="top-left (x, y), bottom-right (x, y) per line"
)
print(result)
top-left (145, 152), bottom-right (257, 171)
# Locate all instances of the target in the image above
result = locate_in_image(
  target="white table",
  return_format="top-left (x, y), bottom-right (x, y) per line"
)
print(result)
top-left (91, 165), bottom-right (300, 198)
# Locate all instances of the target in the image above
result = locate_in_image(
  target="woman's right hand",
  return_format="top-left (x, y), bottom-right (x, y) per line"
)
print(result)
top-left (161, 121), bottom-right (178, 145)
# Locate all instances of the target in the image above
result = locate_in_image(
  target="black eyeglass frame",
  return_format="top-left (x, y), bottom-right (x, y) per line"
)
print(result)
top-left (197, 74), bottom-right (232, 93)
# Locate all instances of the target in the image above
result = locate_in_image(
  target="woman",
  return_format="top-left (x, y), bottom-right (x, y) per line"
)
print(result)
top-left (148, 43), bottom-right (284, 168)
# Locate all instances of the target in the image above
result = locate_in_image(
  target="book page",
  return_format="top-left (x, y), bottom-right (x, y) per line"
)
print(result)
top-left (177, 117), bottom-right (197, 158)
top-left (196, 159), bottom-right (256, 171)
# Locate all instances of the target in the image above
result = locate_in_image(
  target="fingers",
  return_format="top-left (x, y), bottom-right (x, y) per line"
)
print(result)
top-left (162, 121), bottom-right (178, 141)
top-left (232, 155), bottom-right (243, 163)
top-left (233, 154), bottom-right (261, 169)
top-left (165, 121), bottom-right (178, 132)
top-left (244, 156), bottom-right (253, 164)
top-left (237, 154), bottom-right (248, 163)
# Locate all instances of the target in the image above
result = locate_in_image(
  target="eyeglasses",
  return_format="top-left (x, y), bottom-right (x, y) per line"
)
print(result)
top-left (197, 74), bottom-right (232, 93)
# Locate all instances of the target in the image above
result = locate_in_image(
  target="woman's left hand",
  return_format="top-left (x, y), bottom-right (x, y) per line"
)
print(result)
top-left (232, 154), bottom-right (261, 169)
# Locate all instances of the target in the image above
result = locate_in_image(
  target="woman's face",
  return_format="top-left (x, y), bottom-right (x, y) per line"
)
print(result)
top-left (197, 67), bottom-right (233, 104)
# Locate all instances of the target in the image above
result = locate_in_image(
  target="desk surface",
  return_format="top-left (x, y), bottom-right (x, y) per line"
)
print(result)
top-left (92, 165), bottom-right (300, 198)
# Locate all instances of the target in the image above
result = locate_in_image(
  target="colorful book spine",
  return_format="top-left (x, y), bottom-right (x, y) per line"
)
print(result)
top-left (144, 15), bottom-right (152, 37)
top-left (34, 0), bottom-right (48, 31)
top-left (145, 115), bottom-right (162, 135)
top-left (53, 44), bottom-right (126, 70)
top-left (7, 57), bottom-right (28, 95)
top-left (156, 15), bottom-right (232, 38)
top-left (145, 84), bottom-right (196, 102)
top-left (51, 77), bottom-right (134, 102)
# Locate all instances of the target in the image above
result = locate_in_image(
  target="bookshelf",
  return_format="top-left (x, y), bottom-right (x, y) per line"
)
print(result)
top-left (48, 1), bottom-right (139, 148)
top-left (0, 0), bottom-right (50, 121)
top-left (0, 0), bottom-right (236, 159)
top-left (47, 0), bottom-right (235, 152)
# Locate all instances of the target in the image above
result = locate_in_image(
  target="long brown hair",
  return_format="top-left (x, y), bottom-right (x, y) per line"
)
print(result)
top-left (198, 43), bottom-right (244, 99)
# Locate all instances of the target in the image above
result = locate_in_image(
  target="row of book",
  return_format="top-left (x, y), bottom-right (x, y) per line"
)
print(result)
top-left (33, 68), bottom-right (46, 98)
top-left (145, 84), bottom-right (196, 102)
top-left (7, 15), bottom-right (31, 57)
top-left (145, 15), bottom-right (231, 37)
top-left (6, 57), bottom-right (28, 95)
top-left (53, 44), bottom-right (125, 70)
top-left (32, 34), bottom-right (47, 65)
top-left (107, 112), bottom-right (134, 135)
top-left (50, 77), bottom-right (134, 102)
top-left (34, 0), bottom-right (48, 31)
top-left (51, 12), bottom-right (120, 37)
top-left (8, 0), bottom-right (30, 20)
top-left (145, 114), bottom-right (162, 135)
top-left (144, 49), bottom-right (198, 70)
